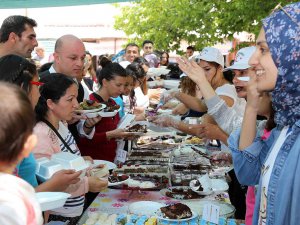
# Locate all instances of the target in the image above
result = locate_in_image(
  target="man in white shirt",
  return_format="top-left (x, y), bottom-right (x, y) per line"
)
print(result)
top-left (39, 34), bottom-right (101, 141)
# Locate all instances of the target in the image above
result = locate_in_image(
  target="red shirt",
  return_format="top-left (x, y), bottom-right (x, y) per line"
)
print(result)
top-left (78, 93), bottom-right (120, 162)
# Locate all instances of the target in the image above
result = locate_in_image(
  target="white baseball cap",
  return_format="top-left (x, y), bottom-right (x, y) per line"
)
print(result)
top-left (196, 47), bottom-right (224, 68)
top-left (224, 46), bottom-right (255, 71)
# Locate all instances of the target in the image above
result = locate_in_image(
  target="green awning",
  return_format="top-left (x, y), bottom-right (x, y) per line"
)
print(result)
top-left (0, 0), bottom-right (133, 9)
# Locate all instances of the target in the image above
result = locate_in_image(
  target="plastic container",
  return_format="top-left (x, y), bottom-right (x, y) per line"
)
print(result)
top-left (36, 192), bottom-right (71, 211)
top-left (37, 161), bottom-right (63, 181)
top-left (35, 157), bottom-right (50, 173)
top-left (51, 152), bottom-right (88, 178)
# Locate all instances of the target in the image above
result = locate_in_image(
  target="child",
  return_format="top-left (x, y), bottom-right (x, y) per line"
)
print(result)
top-left (0, 82), bottom-right (43, 225)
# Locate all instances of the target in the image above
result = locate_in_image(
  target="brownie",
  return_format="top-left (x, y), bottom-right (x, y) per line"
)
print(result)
top-left (160, 203), bottom-right (192, 219)
top-left (127, 124), bottom-right (147, 133)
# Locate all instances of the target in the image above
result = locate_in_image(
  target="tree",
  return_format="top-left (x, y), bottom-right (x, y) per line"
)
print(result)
top-left (114, 0), bottom-right (298, 52)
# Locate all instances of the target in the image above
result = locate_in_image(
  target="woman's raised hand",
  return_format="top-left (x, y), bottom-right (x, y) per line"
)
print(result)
top-left (177, 58), bottom-right (206, 83)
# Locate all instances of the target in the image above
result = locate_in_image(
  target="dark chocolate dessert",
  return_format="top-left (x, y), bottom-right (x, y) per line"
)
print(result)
top-left (108, 173), bottom-right (129, 183)
top-left (127, 124), bottom-right (147, 133)
top-left (165, 187), bottom-right (203, 199)
top-left (160, 203), bottom-right (192, 219)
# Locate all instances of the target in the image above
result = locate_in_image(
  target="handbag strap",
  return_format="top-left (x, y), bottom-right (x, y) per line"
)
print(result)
top-left (41, 119), bottom-right (75, 154)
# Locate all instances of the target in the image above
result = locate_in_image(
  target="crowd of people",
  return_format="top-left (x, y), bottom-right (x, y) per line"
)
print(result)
top-left (0, 2), bottom-right (299, 224)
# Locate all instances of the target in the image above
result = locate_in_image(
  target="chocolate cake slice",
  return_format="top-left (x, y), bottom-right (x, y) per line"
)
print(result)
top-left (160, 203), bottom-right (192, 219)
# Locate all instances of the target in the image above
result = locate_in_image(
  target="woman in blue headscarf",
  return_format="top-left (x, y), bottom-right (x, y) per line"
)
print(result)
top-left (228, 2), bottom-right (300, 225)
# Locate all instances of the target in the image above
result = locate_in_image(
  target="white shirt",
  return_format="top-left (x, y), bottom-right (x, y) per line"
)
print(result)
top-left (0, 173), bottom-right (43, 225)
top-left (135, 87), bottom-right (149, 108)
top-left (259, 126), bottom-right (291, 225)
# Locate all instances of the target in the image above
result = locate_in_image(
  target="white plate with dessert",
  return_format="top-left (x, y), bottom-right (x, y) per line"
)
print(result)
top-left (160, 186), bottom-right (205, 200)
top-left (75, 100), bottom-right (106, 114)
top-left (156, 203), bottom-right (198, 222)
top-left (107, 174), bottom-right (130, 187)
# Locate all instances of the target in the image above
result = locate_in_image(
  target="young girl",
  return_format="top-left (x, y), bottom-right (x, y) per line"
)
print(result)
top-left (78, 63), bottom-right (133, 162)
top-left (124, 62), bottom-right (147, 120)
top-left (0, 82), bottom-right (43, 225)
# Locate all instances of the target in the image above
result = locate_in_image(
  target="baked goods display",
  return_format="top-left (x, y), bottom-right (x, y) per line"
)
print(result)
top-left (78, 99), bottom-right (102, 110)
top-left (160, 203), bottom-right (193, 219)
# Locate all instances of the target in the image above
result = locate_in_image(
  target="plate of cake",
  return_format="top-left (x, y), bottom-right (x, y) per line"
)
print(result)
top-left (76, 100), bottom-right (106, 114)
top-left (156, 203), bottom-right (197, 222)
top-left (107, 173), bottom-right (129, 186)
top-left (126, 123), bottom-right (148, 136)
top-left (160, 186), bottom-right (205, 200)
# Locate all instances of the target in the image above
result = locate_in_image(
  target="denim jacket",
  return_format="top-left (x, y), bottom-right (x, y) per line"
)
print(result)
top-left (228, 120), bottom-right (300, 225)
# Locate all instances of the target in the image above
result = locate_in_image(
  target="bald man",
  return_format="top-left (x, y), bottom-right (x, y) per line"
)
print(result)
top-left (40, 34), bottom-right (85, 79)
top-left (40, 34), bottom-right (101, 142)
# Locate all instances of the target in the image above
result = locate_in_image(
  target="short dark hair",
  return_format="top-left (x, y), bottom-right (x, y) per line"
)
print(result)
top-left (0, 15), bottom-right (37, 43)
top-left (187, 46), bottom-right (195, 51)
top-left (142, 40), bottom-right (153, 47)
top-left (125, 43), bottom-right (139, 52)
top-left (0, 82), bottom-right (35, 163)
top-left (35, 73), bottom-right (76, 122)
top-left (0, 54), bottom-right (37, 94)
top-left (97, 63), bottom-right (127, 86)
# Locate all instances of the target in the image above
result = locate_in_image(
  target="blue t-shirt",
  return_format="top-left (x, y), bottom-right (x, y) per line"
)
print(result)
top-left (17, 152), bottom-right (38, 187)
top-left (112, 96), bottom-right (125, 118)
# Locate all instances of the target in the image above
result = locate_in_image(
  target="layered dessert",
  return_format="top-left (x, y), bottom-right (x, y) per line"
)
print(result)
top-left (165, 187), bottom-right (203, 200)
top-left (127, 124), bottom-right (148, 133)
top-left (160, 203), bottom-right (193, 219)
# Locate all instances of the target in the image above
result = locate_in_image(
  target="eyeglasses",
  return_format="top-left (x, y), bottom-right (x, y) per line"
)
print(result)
top-left (271, 3), bottom-right (300, 27)
top-left (30, 81), bottom-right (44, 86)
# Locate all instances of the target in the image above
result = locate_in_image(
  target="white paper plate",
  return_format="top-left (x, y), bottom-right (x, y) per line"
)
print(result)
top-left (108, 175), bottom-right (129, 186)
top-left (99, 110), bottom-right (118, 117)
top-left (36, 192), bottom-right (71, 211)
top-left (92, 160), bottom-right (117, 170)
top-left (185, 200), bottom-right (235, 218)
top-left (129, 201), bottom-right (165, 216)
top-left (211, 178), bottom-right (229, 193)
top-left (190, 178), bottom-right (228, 195)
top-left (75, 103), bottom-right (106, 114)
top-left (156, 210), bottom-right (197, 222)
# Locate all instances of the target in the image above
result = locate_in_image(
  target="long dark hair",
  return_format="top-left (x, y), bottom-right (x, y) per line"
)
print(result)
top-left (0, 54), bottom-right (37, 94)
top-left (0, 82), bottom-right (34, 162)
top-left (126, 62), bottom-right (146, 111)
top-left (35, 73), bottom-right (76, 122)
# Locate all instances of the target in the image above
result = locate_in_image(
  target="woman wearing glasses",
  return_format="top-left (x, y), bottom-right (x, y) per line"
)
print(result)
top-left (0, 55), bottom-right (82, 193)
top-left (227, 2), bottom-right (300, 224)
top-left (78, 63), bottom-right (134, 162)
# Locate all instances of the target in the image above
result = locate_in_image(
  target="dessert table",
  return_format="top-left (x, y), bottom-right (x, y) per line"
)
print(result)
top-left (77, 187), bottom-right (237, 225)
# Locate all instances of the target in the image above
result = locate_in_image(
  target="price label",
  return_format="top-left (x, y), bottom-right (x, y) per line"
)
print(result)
top-left (115, 149), bottom-right (127, 163)
top-left (202, 203), bottom-right (220, 224)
